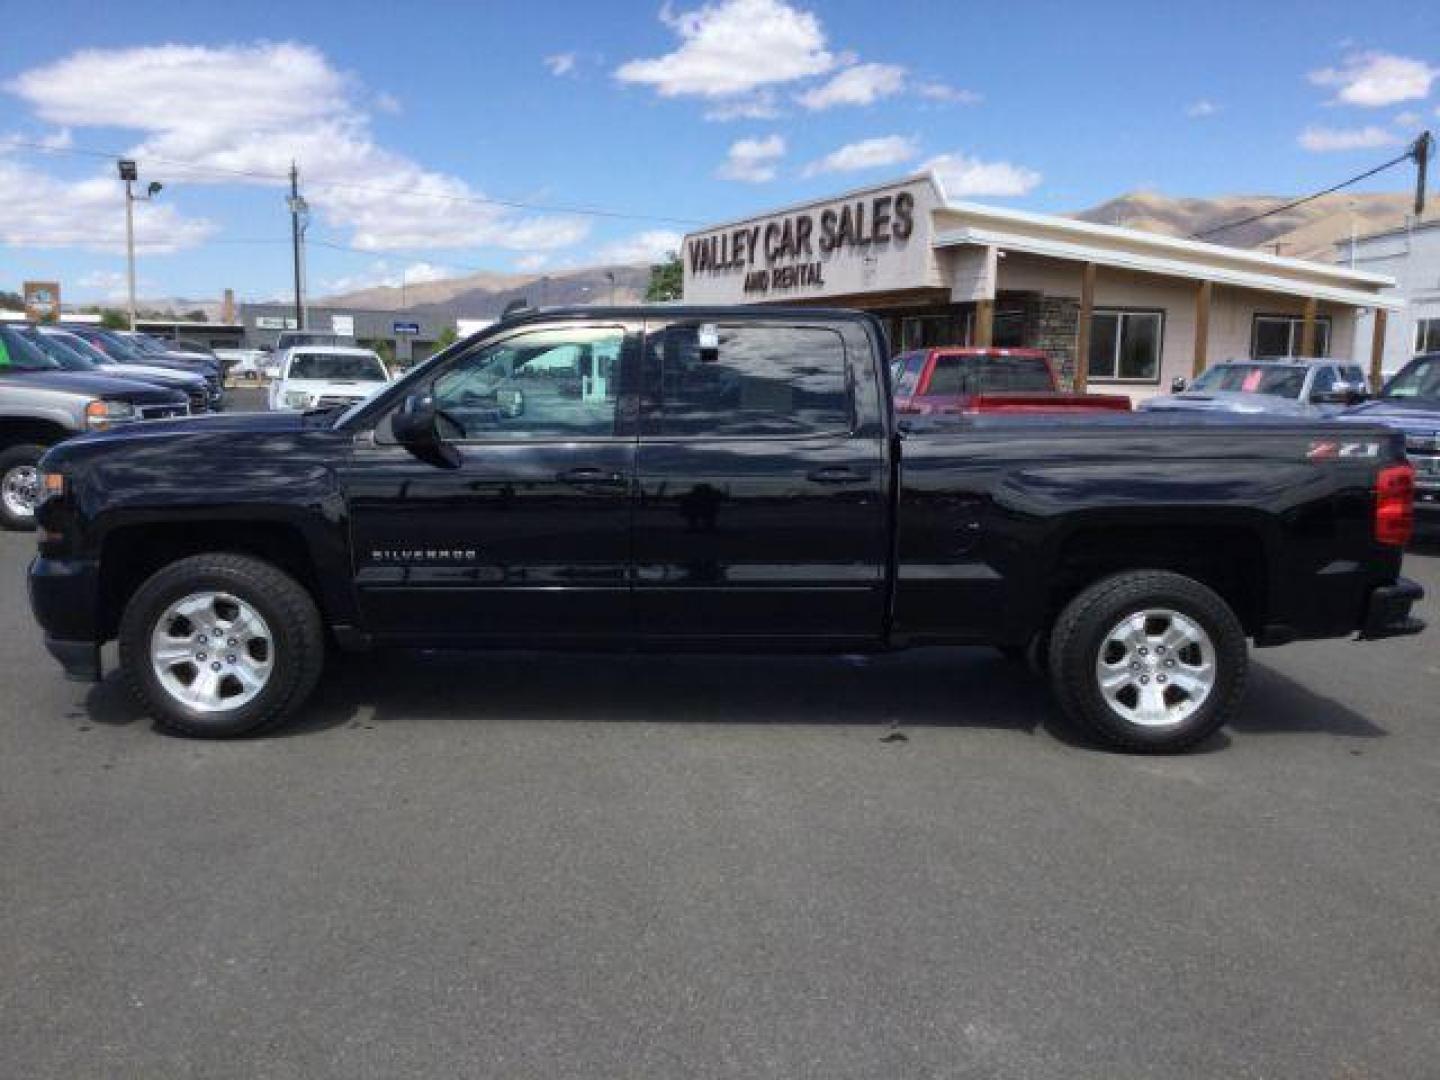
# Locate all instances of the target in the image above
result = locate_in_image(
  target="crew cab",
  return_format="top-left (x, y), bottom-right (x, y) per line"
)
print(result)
top-left (1340, 351), bottom-right (1440, 516)
top-left (891, 347), bottom-right (1132, 415)
top-left (28, 307), bottom-right (1423, 752)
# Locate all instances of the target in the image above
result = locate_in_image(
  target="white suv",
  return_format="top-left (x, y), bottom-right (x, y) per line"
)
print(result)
top-left (268, 346), bottom-right (391, 411)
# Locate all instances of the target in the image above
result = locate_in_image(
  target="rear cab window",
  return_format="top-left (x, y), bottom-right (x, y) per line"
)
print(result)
top-left (924, 353), bottom-right (1053, 396)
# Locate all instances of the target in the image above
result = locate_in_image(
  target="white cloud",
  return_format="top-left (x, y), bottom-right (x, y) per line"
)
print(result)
top-left (6, 42), bottom-right (590, 253)
top-left (704, 91), bottom-right (781, 121)
top-left (595, 229), bottom-right (684, 264)
top-left (718, 134), bottom-right (786, 182)
top-left (924, 152), bottom-right (1041, 197)
top-left (373, 92), bottom-right (402, 115)
top-left (1309, 51), bottom-right (1438, 107)
top-left (544, 52), bottom-right (577, 76)
top-left (915, 82), bottom-right (981, 105)
top-left (1186, 99), bottom-right (1218, 118)
top-left (401, 261), bottom-right (452, 284)
top-left (1298, 124), bottom-right (1402, 151)
top-left (803, 135), bottom-right (917, 176)
top-left (515, 252), bottom-right (549, 272)
top-left (797, 62), bottom-right (905, 110)
top-left (0, 155), bottom-right (215, 252)
top-left (1392, 111), bottom-right (1423, 127)
top-left (616, 0), bottom-right (835, 98)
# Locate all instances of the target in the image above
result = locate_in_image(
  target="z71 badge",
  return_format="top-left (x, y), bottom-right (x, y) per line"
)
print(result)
top-left (1306, 440), bottom-right (1380, 460)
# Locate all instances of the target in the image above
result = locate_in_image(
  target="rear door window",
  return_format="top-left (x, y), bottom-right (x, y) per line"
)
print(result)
top-left (645, 323), bottom-right (851, 437)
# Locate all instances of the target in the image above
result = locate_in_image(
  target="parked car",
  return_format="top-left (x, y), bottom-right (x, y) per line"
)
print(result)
top-left (28, 306), bottom-right (1423, 750)
top-left (891, 347), bottom-right (1132, 415)
top-left (267, 346), bottom-right (391, 411)
top-left (1142, 359), bottom-right (1371, 416)
top-left (214, 348), bottom-right (267, 381)
top-left (0, 324), bottom-right (189, 530)
top-left (1339, 352), bottom-right (1440, 518)
top-left (59, 326), bottom-right (225, 411)
top-left (22, 327), bottom-right (211, 415)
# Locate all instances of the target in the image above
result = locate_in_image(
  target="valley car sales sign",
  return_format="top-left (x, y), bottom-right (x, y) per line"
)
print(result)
top-left (682, 176), bottom-right (943, 304)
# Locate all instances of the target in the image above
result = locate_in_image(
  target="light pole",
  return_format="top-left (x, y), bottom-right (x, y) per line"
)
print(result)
top-left (117, 159), bottom-right (162, 331)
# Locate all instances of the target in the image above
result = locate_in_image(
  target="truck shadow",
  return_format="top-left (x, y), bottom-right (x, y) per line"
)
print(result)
top-left (80, 647), bottom-right (1385, 748)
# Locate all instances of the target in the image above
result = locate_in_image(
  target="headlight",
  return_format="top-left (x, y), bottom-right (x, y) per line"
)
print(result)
top-left (283, 390), bottom-right (312, 409)
top-left (85, 399), bottom-right (136, 430)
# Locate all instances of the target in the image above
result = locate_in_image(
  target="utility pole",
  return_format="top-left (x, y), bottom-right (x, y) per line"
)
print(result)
top-left (287, 162), bottom-right (308, 330)
top-left (1413, 131), bottom-right (1433, 218)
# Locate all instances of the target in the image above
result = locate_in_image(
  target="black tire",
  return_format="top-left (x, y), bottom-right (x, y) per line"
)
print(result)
top-left (0, 443), bottom-right (46, 532)
top-left (118, 553), bottom-right (325, 738)
top-left (1048, 570), bottom-right (1248, 753)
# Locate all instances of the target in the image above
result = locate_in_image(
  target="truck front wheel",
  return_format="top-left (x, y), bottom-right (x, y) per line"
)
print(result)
top-left (118, 553), bottom-right (325, 738)
top-left (0, 443), bottom-right (46, 531)
top-left (1048, 571), bottom-right (1248, 753)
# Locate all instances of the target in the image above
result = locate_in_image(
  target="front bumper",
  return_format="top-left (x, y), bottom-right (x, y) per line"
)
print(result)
top-left (1359, 577), bottom-right (1426, 640)
top-left (29, 556), bottom-right (104, 679)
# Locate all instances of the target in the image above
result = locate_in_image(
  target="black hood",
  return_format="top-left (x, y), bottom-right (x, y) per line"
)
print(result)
top-left (1, 368), bottom-right (188, 405)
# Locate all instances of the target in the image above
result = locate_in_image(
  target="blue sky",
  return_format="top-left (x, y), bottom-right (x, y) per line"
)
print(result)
top-left (2, 0), bottom-right (1437, 305)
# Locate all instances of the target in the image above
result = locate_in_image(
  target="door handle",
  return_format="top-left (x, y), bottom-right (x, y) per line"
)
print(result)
top-left (556, 467), bottom-right (626, 485)
top-left (806, 466), bottom-right (871, 485)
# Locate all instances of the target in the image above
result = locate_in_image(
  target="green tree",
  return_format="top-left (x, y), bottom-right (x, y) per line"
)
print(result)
top-left (0, 291), bottom-right (24, 312)
top-left (98, 308), bottom-right (129, 330)
top-left (435, 325), bottom-right (460, 350)
top-left (645, 253), bottom-right (682, 302)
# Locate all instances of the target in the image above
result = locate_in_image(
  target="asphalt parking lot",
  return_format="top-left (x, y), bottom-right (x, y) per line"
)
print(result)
top-left (2, 396), bottom-right (1438, 1078)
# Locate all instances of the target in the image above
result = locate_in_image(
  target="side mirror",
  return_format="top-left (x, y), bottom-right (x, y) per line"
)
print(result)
top-left (391, 393), bottom-right (461, 468)
top-left (1171, 376), bottom-right (1188, 393)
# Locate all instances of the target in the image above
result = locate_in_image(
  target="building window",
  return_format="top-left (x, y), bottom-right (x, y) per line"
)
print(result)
top-left (1088, 310), bottom-right (1163, 383)
top-left (1415, 317), bottom-right (1440, 355)
top-left (1251, 314), bottom-right (1331, 358)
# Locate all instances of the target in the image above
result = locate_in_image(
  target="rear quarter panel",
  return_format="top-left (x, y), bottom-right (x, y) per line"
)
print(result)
top-left (893, 417), bottom-right (1405, 645)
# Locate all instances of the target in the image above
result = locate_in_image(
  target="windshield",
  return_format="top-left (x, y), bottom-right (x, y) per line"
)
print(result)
top-left (287, 352), bottom-right (388, 381)
top-left (1381, 357), bottom-right (1440, 401)
top-left (47, 330), bottom-right (115, 366)
top-left (0, 326), bottom-right (61, 371)
top-left (278, 332), bottom-right (341, 350)
top-left (67, 328), bottom-right (147, 364)
top-left (926, 353), bottom-right (1053, 395)
top-left (20, 329), bottom-right (95, 371)
top-left (1189, 364), bottom-right (1306, 399)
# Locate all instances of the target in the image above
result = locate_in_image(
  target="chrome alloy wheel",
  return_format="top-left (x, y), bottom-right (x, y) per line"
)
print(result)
top-left (1, 464), bottom-right (39, 519)
top-left (149, 592), bottom-right (274, 713)
top-left (1094, 608), bottom-right (1216, 728)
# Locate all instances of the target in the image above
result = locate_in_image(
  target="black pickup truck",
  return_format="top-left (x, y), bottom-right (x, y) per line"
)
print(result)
top-left (28, 306), bottom-right (1424, 751)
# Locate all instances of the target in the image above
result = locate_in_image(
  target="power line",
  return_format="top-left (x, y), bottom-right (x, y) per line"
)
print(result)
top-left (1191, 146), bottom-right (1416, 240)
top-left (1, 138), bottom-right (702, 226)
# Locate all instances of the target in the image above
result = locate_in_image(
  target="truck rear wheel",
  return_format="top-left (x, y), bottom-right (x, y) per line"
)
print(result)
top-left (1048, 571), bottom-right (1247, 753)
top-left (118, 553), bottom-right (324, 738)
top-left (0, 444), bottom-right (46, 531)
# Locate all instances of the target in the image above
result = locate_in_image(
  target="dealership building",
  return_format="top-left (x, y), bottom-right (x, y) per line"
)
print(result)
top-left (238, 303), bottom-right (454, 367)
top-left (683, 173), bottom-right (1401, 400)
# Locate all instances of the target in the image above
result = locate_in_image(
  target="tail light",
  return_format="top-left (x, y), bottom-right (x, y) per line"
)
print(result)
top-left (1375, 463), bottom-right (1415, 547)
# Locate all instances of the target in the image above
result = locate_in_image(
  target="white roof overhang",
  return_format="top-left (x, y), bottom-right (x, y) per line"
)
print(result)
top-left (933, 225), bottom-right (1405, 311)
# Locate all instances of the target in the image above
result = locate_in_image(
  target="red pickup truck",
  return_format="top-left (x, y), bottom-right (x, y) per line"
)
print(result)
top-left (891, 347), bottom-right (1132, 415)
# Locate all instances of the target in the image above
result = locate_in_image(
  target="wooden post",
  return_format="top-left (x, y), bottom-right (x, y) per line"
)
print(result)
top-left (1193, 280), bottom-right (1212, 378)
top-left (974, 298), bottom-right (994, 348)
top-left (1299, 296), bottom-right (1318, 357)
top-left (1073, 262), bottom-right (1096, 391)
top-left (1369, 308), bottom-right (1388, 391)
